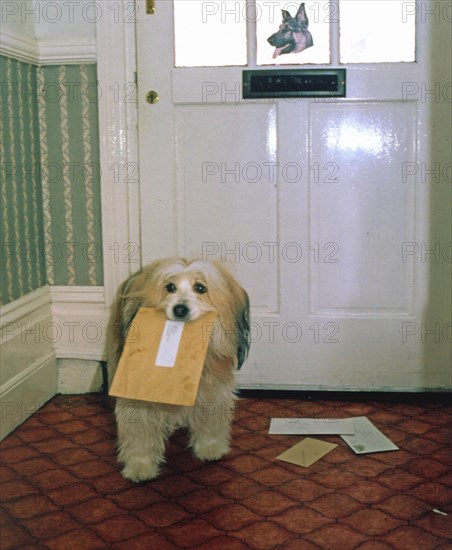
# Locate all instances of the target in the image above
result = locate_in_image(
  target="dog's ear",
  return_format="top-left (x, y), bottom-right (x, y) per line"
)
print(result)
top-left (109, 269), bottom-right (146, 360)
top-left (296, 3), bottom-right (309, 27)
top-left (236, 290), bottom-right (251, 370)
top-left (281, 9), bottom-right (292, 22)
top-left (210, 260), bottom-right (251, 369)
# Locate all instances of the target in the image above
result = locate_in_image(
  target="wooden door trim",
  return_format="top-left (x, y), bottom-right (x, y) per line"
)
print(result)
top-left (96, 9), bottom-right (141, 306)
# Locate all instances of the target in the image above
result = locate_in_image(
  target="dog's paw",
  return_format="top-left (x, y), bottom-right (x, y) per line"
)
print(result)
top-left (193, 440), bottom-right (230, 462)
top-left (121, 460), bottom-right (159, 483)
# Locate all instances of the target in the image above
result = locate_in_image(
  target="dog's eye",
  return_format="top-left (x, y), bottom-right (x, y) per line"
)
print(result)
top-left (194, 283), bottom-right (207, 294)
top-left (166, 283), bottom-right (177, 293)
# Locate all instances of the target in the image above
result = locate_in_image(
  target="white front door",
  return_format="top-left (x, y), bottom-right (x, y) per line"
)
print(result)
top-left (136, 0), bottom-right (448, 390)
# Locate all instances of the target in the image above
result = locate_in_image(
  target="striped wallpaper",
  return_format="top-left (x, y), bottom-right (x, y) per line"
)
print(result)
top-left (1, 56), bottom-right (103, 306)
top-left (1, 56), bottom-right (47, 304)
top-left (37, 63), bottom-right (103, 288)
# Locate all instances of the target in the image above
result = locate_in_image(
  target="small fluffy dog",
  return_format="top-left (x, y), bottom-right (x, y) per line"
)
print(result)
top-left (108, 257), bottom-right (250, 482)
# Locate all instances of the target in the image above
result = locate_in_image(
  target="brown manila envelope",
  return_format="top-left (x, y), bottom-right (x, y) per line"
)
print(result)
top-left (277, 438), bottom-right (338, 468)
top-left (109, 308), bottom-right (218, 406)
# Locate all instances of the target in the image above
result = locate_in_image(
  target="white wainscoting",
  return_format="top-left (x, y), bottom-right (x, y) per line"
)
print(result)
top-left (0, 287), bottom-right (57, 439)
top-left (1, 285), bottom-right (108, 439)
top-left (50, 286), bottom-right (108, 395)
top-left (50, 286), bottom-right (107, 361)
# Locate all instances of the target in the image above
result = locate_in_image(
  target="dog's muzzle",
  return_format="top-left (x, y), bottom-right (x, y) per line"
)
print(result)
top-left (267, 34), bottom-right (279, 46)
top-left (173, 303), bottom-right (189, 320)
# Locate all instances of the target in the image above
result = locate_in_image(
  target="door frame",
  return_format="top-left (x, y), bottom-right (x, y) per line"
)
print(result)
top-left (96, 7), bottom-right (141, 308)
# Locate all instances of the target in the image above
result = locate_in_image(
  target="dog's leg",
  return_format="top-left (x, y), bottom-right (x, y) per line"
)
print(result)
top-left (115, 399), bottom-right (170, 482)
top-left (188, 390), bottom-right (235, 462)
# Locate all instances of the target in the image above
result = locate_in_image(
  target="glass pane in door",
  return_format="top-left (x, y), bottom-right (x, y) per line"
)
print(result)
top-left (340, 0), bottom-right (416, 63)
top-left (174, 0), bottom-right (247, 67)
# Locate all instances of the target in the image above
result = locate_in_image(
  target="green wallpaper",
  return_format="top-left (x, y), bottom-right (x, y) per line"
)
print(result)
top-left (1, 57), bottom-right (47, 304)
top-left (38, 64), bottom-right (103, 288)
top-left (1, 56), bottom-right (103, 306)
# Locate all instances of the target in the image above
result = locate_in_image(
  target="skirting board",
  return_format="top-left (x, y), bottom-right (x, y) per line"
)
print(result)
top-left (0, 287), bottom-right (57, 440)
top-left (1, 286), bottom-right (108, 437)
top-left (50, 286), bottom-right (108, 394)
top-left (0, 353), bottom-right (56, 440)
top-left (50, 286), bottom-right (108, 361)
top-left (0, 286), bottom-right (108, 363)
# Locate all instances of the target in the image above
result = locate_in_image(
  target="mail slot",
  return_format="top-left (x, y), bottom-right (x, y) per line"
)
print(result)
top-left (242, 69), bottom-right (346, 99)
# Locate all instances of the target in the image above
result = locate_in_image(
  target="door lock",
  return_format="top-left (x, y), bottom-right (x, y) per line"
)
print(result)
top-left (146, 90), bottom-right (159, 104)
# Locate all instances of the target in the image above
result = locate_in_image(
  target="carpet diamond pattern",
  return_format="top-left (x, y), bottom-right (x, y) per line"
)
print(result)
top-left (1, 394), bottom-right (451, 549)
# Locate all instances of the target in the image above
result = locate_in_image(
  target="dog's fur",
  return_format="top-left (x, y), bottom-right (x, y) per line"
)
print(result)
top-left (267, 2), bottom-right (313, 58)
top-left (107, 257), bottom-right (250, 482)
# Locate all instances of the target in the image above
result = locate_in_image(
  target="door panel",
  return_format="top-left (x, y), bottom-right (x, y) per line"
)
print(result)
top-left (175, 104), bottom-right (279, 313)
top-left (310, 101), bottom-right (417, 315)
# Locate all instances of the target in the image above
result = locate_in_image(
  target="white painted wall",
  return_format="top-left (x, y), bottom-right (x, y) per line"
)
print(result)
top-left (1, 0), bottom-right (96, 63)
top-left (1, 0), bottom-right (95, 42)
top-left (32, 0), bottom-right (96, 41)
top-left (1, 0), bottom-right (36, 38)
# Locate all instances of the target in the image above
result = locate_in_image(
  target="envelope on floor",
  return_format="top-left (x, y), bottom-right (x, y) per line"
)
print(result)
top-left (109, 307), bottom-right (217, 406)
top-left (276, 438), bottom-right (338, 468)
top-left (340, 416), bottom-right (399, 454)
top-left (269, 418), bottom-right (355, 435)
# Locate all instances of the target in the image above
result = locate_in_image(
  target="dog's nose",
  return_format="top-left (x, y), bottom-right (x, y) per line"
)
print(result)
top-left (173, 304), bottom-right (189, 319)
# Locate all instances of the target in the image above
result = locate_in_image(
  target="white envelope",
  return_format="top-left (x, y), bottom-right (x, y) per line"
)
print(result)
top-left (269, 417), bottom-right (355, 435)
top-left (341, 416), bottom-right (399, 454)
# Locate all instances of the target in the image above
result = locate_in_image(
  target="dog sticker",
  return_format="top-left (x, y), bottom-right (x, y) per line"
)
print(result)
top-left (268, 2), bottom-right (313, 59)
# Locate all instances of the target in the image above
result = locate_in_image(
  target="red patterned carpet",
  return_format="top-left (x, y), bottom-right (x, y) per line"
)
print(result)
top-left (1, 394), bottom-right (451, 549)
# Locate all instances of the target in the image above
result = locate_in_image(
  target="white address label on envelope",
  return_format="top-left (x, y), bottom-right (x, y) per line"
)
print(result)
top-left (341, 416), bottom-right (399, 454)
top-left (269, 418), bottom-right (355, 435)
top-left (155, 320), bottom-right (185, 367)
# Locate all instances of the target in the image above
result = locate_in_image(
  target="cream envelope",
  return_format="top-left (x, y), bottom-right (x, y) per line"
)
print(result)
top-left (109, 307), bottom-right (217, 406)
top-left (276, 438), bottom-right (338, 468)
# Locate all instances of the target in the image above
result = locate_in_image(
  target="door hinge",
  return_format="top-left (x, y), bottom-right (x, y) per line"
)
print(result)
top-left (145, 0), bottom-right (155, 15)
